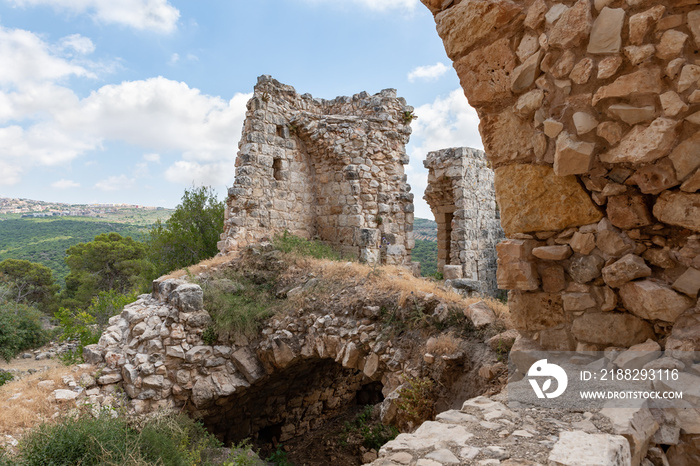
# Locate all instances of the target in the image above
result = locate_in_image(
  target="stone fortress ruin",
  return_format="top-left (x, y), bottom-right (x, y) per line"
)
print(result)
top-left (218, 75), bottom-right (505, 293)
top-left (421, 0), bottom-right (700, 353)
top-left (217, 76), bottom-right (417, 266)
top-left (424, 147), bottom-right (505, 296)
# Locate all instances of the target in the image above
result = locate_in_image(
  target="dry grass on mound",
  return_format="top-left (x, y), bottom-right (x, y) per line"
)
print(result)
top-left (0, 365), bottom-right (94, 440)
top-left (157, 251), bottom-right (239, 281)
top-left (286, 255), bottom-right (510, 323)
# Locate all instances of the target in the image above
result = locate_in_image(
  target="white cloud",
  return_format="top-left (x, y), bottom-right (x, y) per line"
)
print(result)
top-left (51, 178), bottom-right (80, 189)
top-left (0, 25), bottom-right (251, 191)
top-left (407, 62), bottom-right (449, 82)
top-left (164, 161), bottom-right (234, 187)
top-left (143, 153), bottom-right (160, 163)
top-left (59, 34), bottom-right (95, 55)
top-left (94, 174), bottom-right (135, 191)
top-left (405, 88), bottom-right (483, 219)
top-left (7, 0), bottom-right (180, 33)
top-left (0, 26), bottom-right (94, 86)
top-left (168, 52), bottom-right (179, 65)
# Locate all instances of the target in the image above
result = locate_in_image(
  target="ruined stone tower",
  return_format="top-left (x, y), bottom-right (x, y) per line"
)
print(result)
top-left (218, 76), bottom-right (415, 265)
top-left (423, 147), bottom-right (504, 296)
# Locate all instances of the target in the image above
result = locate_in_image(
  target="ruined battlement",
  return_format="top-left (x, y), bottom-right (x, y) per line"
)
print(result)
top-left (218, 76), bottom-right (416, 265)
top-left (424, 147), bottom-right (504, 296)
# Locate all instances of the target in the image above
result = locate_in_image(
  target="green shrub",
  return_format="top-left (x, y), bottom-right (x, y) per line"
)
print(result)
top-left (54, 290), bottom-right (137, 364)
top-left (13, 410), bottom-right (224, 466)
top-left (0, 370), bottom-right (13, 387)
top-left (272, 231), bottom-right (343, 261)
top-left (225, 439), bottom-right (262, 465)
top-left (266, 445), bottom-right (293, 466)
top-left (0, 299), bottom-right (49, 362)
top-left (202, 277), bottom-right (275, 340)
top-left (340, 406), bottom-right (398, 452)
top-left (396, 377), bottom-right (436, 429)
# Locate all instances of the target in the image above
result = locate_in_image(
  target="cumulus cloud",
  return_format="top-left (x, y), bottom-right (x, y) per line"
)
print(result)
top-left (407, 62), bottom-right (449, 82)
top-left (0, 25), bottom-right (251, 190)
top-left (0, 26), bottom-right (94, 86)
top-left (51, 179), bottom-right (80, 189)
top-left (59, 34), bottom-right (95, 55)
top-left (164, 161), bottom-right (235, 187)
top-left (7, 0), bottom-right (180, 33)
top-left (94, 174), bottom-right (136, 191)
top-left (405, 88), bottom-right (483, 218)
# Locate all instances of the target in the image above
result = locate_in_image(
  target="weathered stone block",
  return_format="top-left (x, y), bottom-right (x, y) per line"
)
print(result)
top-left (494, 164), bottom-right (602, 235)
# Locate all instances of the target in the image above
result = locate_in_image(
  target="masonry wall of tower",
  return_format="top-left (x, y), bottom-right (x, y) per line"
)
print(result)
top-left (218, 76), bottom-right (415, 265)
top-left (422, 0), bottom-right (700, 351)
top-left (424, 147), bottom-right (505, 296)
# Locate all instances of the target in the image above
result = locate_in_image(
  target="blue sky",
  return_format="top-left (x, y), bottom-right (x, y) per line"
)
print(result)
top-left (0, 0), bottom-right (483, 219)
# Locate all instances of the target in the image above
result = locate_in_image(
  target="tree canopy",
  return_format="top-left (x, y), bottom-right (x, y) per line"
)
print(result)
top-left (0, 258), bottom-right (59, 313)
top-left (61, 232), bottom-right (153, 309)
top-left (148, 186), bottom-right (224, 276)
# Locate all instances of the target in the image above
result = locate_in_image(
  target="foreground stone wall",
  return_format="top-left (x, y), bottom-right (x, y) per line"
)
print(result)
top-left (422, 0), bottom-right (700, 351)
top-left (423, 147), bottom-right (504, 296)
top-left (218, 76), bottom-right (415, 265)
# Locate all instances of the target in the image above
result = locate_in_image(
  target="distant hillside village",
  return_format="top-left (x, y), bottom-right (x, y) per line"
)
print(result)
top-left (0, 197), bottom-right (165, 219)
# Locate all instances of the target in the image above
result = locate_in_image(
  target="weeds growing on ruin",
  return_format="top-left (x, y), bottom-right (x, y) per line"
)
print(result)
top-left (396, 376), bottom-right (436, 430)
top-left (202, 276), bottom-right (276, 342)
top-left (272, 231), bottom-right (344, 261)
top-left (340, 405), bottom-right (398, 451)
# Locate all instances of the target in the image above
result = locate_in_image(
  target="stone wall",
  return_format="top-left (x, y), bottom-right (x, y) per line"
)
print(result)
top-left (422, 0), bottom-right (700, 351)
top-left (218, 76), bottom-right (416, 265)
top-left (423, 147), bottom-right (504, 296)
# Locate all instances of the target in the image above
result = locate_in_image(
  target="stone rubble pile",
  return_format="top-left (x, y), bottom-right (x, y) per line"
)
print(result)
top-left (84, 264), bottom-right (491, 445)
top-left (419, 0), bottom-right (700, 352)
top-left (219, 75), bottom-right (416, 268)
top-left (367, 340), bottom-right (700, 465)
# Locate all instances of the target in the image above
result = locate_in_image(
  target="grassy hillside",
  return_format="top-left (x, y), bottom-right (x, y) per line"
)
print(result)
top-left (0, 219), bottom-right (151, 284)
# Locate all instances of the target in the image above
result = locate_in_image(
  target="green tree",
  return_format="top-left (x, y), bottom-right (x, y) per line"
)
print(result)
top-left (0, 259), bottom-right (59, 313)
top-left (148, 186), bottom-right (224, 276)
top-left (60, 233), bottom-right (153, 309)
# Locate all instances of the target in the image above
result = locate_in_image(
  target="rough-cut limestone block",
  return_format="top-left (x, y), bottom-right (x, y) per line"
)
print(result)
top-left (607, 104), bottom-right (655, 125)
top-left (454, 38), bottom-right (515, 107)
top-left (554, 132), bottom-right (594, 175)
top-left (548, 0), bottom-right (592, 49)
top-left (681, 169), bottom-right (700, 192)
top-left (629, 159), bottom-right (679, 195)
top-left (434, 0), bottom-right (522, 60)
top-left (673, 267), bottom-right (700, 298)
top-left (602, 253), bottom-right (652, 288)
top-left (628, 6), bottom-right (665, 45)
top-left (606, 194), bottom-right (653, 229)
top-left (587, 7), bottom-right (625, 54)
top-left (511, 50), bottom-right (541, 93)
top-left (592, 68), bottom-right (663, 105)
top-left (548, 431), bottom-right (631, 466)
top-left (653, 191), bottom-right (700, 232)
top-left (532, 245), bottom-right (572, 260)
top-left (597, 55), bottom-right (623, 79)
top-left (508, 290), bottom-right (565, 332)
top-left (620, 279), bottom-right (694, 323)
top-left (599, 118), bottom-right (679, 164)
top-left (571, 312), bottom-right (655, 347)
top-left (494, 164), bottom-right (602, 235)
top-left (599, 400), bottom-right (659, 465)
top-left (669, 131), bottom-right (700, 180)
top-left (480, 110), bottom-right (535, 167)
